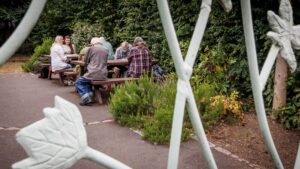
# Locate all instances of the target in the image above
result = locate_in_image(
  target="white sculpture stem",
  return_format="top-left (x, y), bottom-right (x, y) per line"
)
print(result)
top-left (240, 0), bottom-right (284, 168)
top-left (185, 0), bottom-right (212, 67)
top-left (259, 45), bottom-right (280, 91)
top-left (84, 147), bottom-right (131, 169)
top-left (168, 84), bottom-right (187, 169)
top-left (294, 145), bottom-right (300, 169)
top-left (155, 0), bottom-right (186, 80)
top-left (156, 0), bottom-right (217, 169)
top-left (0, 0), bottom-right (47, 65)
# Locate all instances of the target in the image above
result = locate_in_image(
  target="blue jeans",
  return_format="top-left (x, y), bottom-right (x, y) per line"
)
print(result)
top-left (64, 64), bottom-right (72, 69)
top-left (75, 77), bottom-right (92, 97)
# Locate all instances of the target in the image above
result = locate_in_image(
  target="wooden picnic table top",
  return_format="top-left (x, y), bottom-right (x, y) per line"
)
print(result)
top-left (44, 54), bottom-right (79, 60)
top-left (71, 59), bottom-right (159, 66)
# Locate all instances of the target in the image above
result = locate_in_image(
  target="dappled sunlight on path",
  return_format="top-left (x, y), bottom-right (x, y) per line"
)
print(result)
top-left (0, 55), bottom-right (29, 73)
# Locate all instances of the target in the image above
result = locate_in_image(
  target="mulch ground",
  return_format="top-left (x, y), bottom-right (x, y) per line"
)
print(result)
top-left (207, 113), bottom-right (300, 169)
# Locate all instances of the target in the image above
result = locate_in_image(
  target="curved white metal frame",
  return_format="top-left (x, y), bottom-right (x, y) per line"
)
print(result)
top-left (1, 0), bottom-right (299, 169)
top-left (0, 0), bottom-right (47, 65)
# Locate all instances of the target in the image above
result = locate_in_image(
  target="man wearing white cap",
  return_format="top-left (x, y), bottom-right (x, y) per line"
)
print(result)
top-left (75, 37), bottom-right (108, 106)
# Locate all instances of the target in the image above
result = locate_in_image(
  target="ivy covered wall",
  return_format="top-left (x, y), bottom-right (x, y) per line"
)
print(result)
top-left (3, 0), bottom-right (299, 108)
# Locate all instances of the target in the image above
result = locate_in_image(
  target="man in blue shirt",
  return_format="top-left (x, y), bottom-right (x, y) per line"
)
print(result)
top-left (99, 37), bottom-right (115, 60)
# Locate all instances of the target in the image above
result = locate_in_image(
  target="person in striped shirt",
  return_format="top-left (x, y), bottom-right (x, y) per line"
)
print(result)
top-left (115, 41), bottom-right (131, 59)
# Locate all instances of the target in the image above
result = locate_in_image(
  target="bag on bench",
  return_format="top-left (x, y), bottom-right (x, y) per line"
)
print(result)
top-left (39, 66), bottom-right (49, 79)
top-left (153, 64), bottom-right (163, 78)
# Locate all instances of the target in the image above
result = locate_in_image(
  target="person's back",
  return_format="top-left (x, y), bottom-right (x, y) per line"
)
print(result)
top-left (127, 42), bottom-right (151, 78)
top-left (75, 37), bottom-right (108, 106)
top-left (84, 45), bottom-right (108, 80)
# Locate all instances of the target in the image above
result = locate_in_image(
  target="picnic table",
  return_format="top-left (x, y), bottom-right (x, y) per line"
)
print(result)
top-left (45, 54), bottom-right (79, 60)
top-left (71, 58), bottom-right (159, 104)
top-left (71, 59), bottom-right (159, 67)
top-left (72, 59), bottom-right (159, 76)
top-left (39, 54), bottom-right (79, 84)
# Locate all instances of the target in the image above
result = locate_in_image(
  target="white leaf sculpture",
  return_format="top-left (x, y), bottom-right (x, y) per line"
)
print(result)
top-left (12, 96), bottom-right (131, 169)
top-left (218, 0), bottom-right (232, 13)
top-left (267, 0), bottom-right (300, 72)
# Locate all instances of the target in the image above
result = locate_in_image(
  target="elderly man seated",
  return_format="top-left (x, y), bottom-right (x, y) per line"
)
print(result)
top-left (75, 37), bottom-right (108, 106)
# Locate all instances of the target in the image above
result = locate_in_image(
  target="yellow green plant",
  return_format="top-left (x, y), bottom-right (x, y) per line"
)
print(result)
top-left (210, 91), bottom-right (245, 124)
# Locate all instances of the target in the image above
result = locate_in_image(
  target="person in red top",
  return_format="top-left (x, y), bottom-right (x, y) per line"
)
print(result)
top-left (127, 37), bottom-right (151, 78)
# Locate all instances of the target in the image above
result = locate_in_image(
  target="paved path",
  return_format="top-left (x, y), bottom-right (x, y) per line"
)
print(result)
top-left (0, 73), bottom-right (254, 169)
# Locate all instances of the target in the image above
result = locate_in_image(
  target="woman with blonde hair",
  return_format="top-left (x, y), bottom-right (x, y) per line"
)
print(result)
top-left (50, 35), bottom-right (72, 72)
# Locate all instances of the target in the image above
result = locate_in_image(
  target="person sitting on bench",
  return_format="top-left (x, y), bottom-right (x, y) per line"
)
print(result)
top-left (127, 37), bottom-right (151, 78)
top-left (75, 37), bottom-right (108, 106)
top-left (51, 35), bottom-right (72, 71)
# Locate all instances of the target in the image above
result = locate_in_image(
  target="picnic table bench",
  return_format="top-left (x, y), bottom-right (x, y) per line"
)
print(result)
top-left (48, 67), bottom-right (77, 85)
top-left (39, 54), bottom-right (79, 85)
top-left (71, 59), bottom-right (160, 103)
top-left (91, 77), bottom-right (140, 104)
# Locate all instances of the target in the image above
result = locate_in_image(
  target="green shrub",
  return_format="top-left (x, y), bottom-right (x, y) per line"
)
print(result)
top-left (193, 83), bottom-right (223, 130)
top-left (109, 74), bottom-right (245, 144)
top-left (22, 38), bottom-right (52, 72)
top-left (194, 84), bottom-right (245, 130)
top-left (109, 74), bottom-right (191, 144)
top-left (272, 88), bottom-right (300, 129)
top-left (109, 76), bottom-right (158, 129)
top-left (143, 75), bottom-right (191, 144)
top-left (71, 21), bottom-right (106, 53)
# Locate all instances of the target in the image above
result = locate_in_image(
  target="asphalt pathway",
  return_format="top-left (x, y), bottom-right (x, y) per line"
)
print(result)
top-left (0, 73), bottom-right (253, 169)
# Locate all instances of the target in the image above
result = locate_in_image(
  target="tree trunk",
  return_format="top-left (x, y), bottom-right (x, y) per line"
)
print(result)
top-left (272, 55), bottom-right (288, 110)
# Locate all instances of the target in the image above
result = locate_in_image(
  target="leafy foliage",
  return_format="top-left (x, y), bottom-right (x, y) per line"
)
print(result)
top-left (272, 64), bottom-right (300, 129)
top-left (109, 74), bottom-right (244, 144)
top-left (4, 0), bottom-right (300, 129)
top-left (22, 38), bottom-right (52, 72)
top-left (194, 83), bottom-right (245, 130)
top-left (273, 88), bottom-right (300, 129)
top-left (109, 75), bottom-right (191, 144)
top-left (109, 76), bottom-right (158, 128)
top-left (71, 22), bottom-right (105, 52)
top-left (143, 74), bottom-right (190, 144)
top-left (194, 83), bottom-right (221, 130)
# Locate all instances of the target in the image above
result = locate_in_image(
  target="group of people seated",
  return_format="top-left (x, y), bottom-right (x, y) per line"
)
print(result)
top-left (50, 35), bottom-right (154, 106)
top-left (50, 35), bottom-right (76, 72)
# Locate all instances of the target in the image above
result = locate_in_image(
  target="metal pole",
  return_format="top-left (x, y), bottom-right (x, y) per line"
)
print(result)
top-left (185, 0), bottom-right (212, 68)
top-left (294, 144), bottom-right (300, 169)
top-left (186, 83), bottom-right (217, 169)
top-left (84, 147), bottom-right (132, 169)
top-left (167, 83), bottom-right (187, 169)
top-left (0, 0), bottom-right (47, 65)
top-left (240, 1), bottom-right (284, 168)
top-left (156, 0), bottom-right (217, 168)
top-left (259, 45), bottom-right (280, 91)
top-left (156, 0), bottom-right (186, 80)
